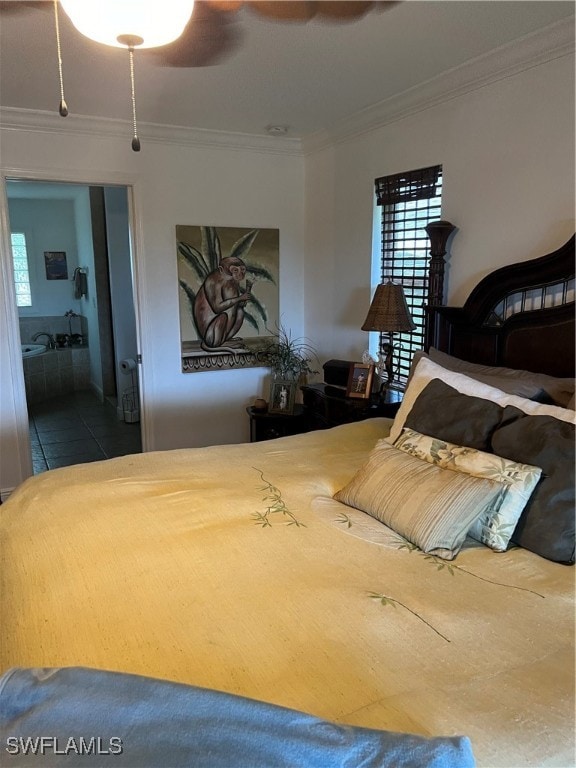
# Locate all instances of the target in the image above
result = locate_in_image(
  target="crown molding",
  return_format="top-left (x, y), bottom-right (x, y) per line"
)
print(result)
top-left (0, 107), bottom-right (303, 156)
top-left (301, 18), bottom-right (575, 155)
top-left (1, 18), bottom-right (572, 158)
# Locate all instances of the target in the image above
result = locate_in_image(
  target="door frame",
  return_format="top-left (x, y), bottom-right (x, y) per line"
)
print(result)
top-left (0, 166), bottom-right (149, 488)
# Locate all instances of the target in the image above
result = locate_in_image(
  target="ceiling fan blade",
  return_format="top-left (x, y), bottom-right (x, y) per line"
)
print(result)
top-left (314, 2), bottom-right (374, 19)
top-left (247, 2), bottom-right (318, 22)
top-left (0, 0), bottom-right (50, 15)
top-left (208, 1), bottom-right (243, 10)
top-left (208, 1), bottom-right (395, 24)
top-left (144, 1), bottom-right (241, 68)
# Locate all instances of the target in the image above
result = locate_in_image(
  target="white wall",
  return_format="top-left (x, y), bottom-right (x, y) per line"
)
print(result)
top-left (304, 53), bottom-right (575, 364)
top-left (0, 131), bottom-right (305, 494)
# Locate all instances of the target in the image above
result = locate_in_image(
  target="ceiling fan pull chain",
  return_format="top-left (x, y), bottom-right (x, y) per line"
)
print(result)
top-left (128, 46), bottom-right (141, 152)
top-left (53, 0), bottom-right (68, 117)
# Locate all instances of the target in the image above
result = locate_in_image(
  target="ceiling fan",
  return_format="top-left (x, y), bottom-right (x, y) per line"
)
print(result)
top-left (0, 0), bottom-right (397, 150)
top-left (0, 1), bottom-right (397, 68)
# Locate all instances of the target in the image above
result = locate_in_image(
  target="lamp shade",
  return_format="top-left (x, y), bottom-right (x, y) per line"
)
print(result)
top-left (361, 281), bottom-right (416, 333)
top-left (60, 0), bottom-right (195, 49)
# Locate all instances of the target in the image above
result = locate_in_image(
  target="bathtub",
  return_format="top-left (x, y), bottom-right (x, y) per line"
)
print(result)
top-left (22, 345), bottom-right (90, 404)
top-left (21, 343), bottom-right (46, 358)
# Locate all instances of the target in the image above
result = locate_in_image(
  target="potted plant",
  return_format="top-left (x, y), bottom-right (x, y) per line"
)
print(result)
top-left (258, 325), bottom-right (318, 414)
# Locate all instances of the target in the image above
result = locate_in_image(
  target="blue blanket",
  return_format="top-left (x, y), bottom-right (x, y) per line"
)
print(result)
top-left (0, 667), bottom-right (475, 767)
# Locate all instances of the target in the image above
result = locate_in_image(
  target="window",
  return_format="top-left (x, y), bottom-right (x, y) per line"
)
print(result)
top-left (374, 165), bottom-right (443, 383)
top-left (11, 232), bottom-right (32, 307)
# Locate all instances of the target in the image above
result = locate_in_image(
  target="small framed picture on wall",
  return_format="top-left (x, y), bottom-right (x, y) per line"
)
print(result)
top-left (346, 362), bottom-right (374, 399)
top-left (44, 251), bottom-right (68, 280)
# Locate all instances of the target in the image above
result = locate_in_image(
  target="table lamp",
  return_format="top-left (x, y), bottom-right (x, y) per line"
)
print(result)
top-left (361, 281), bottom-right (416, 390)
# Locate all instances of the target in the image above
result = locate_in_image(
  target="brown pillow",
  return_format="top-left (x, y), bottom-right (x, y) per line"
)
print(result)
top-left (404, 378), bottom-right (505, 451)
top-left (428, 348), bottom-right (575, 408)
top-left (491, 406), bottom-right (575, 565)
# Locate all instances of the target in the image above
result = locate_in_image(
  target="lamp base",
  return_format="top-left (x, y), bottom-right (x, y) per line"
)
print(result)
top-left (377, 378), bottom-right (404, 404)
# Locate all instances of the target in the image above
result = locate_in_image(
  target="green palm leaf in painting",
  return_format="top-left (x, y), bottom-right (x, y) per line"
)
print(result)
top-left (177, 242), bottom-right (210, 282)
top-left (201, 226), bottom-right (221, 271)
top-left (178, 280), bottom-right (200, 335)
top-left (247, 264), bottom-right (276, 284)
top-left (229, 229), bottom-right (259, 262)
top-left (248, 293), bottom-right (268, 325)
top-left (241, 284), bottom-right (269, 331)
top-left (243, 311), bottom-right (259, 331)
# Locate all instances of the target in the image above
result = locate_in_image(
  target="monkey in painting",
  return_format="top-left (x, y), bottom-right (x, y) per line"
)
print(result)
top-left (193, 256), bottom-right (253, 352)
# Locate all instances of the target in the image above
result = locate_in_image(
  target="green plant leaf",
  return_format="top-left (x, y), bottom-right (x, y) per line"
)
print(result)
top-left (201, 226), bottom-right (221, 271)
top-left (178, 242), bottom-right (209, 281)
top-left (368, 592), bottom-right (397, 608)
top-left (256, 323), bottom-right (318, 378)
top-left (252, 467), bottom-right (304, 527)
top-left (178, 280), bottom-right (200, 334)
top-left (247, 294), bottom-right (268, 325)
top-left (243, 310), bottom-right (260, 331)
top-left (229, 229), bottom-right (259, 262)
top-left (246, 263), bottom-right (276, 284)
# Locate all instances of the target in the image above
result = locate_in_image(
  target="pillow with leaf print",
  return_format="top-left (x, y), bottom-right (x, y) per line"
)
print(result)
top-left (394, 428), bottom-right (542, 552)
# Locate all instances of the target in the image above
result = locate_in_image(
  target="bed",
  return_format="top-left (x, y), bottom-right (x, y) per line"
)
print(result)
top-left (1, 235), bottom-right (574, 768)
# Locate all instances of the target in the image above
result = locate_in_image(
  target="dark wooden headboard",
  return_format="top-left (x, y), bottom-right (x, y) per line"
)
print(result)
top-left (425, 235), bottom-right (575, 378)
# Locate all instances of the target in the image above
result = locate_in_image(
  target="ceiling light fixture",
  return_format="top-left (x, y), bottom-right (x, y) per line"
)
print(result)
top-left (55, 0), bottom-right (195, 151)
top-left (59, 0), bottom-right (195, 50)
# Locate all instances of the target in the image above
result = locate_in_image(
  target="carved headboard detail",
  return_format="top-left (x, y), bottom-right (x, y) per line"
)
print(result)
top-left (425, 235), bottom-right (575, 378)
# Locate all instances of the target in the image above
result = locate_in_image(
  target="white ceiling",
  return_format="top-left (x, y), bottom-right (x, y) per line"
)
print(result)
top-left (0, 1), bottom-right (574, 140)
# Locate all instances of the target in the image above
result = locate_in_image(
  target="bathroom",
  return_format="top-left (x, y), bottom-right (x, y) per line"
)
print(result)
top-left (7, 180), bottom-right (142, 470)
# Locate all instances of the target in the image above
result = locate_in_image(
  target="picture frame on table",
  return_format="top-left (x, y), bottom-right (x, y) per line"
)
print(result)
top-left (269, 380), bottom-right (296, 415)
top-left (346, 363), bottom-right (374, 399)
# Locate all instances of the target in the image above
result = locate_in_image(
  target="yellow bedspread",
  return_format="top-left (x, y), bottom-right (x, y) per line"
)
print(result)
top-left (1, 419), bottom-right (574, 767)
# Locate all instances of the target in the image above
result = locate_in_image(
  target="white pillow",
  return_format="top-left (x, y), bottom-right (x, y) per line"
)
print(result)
top-left (388, 357), bottom-right (575, 444)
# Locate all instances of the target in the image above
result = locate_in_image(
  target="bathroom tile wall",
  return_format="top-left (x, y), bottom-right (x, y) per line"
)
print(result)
top-left (19, 314), bottom-right (88, 345)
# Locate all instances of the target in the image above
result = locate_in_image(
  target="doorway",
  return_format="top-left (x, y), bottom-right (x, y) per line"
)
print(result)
top-left (6, 179), bottom-right (142, 473)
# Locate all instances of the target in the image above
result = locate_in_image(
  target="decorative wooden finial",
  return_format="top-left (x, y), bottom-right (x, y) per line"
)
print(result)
top-left (425, 220), bottom-right (456, 306)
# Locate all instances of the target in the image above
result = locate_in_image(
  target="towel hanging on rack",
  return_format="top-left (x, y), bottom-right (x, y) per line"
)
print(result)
top-left (73, 267), bottom-right (88, 299)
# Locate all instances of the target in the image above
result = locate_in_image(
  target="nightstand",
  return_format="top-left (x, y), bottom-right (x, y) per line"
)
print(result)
top-left (301, 383), bottom-right (402, 431)
top-left (246, 405), bottom-right (307, 442)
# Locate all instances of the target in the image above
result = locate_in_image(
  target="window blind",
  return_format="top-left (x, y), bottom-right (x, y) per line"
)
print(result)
top-left (374, 165), bottom-right (443, 383)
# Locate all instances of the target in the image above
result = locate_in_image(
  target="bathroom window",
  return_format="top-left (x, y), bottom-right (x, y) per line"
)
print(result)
top-left (11, 232), bottom-right (32, 307)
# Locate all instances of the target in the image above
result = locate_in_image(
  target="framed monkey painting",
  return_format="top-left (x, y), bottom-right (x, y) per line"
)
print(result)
top-left (177, 225), bottom-right (280, 372)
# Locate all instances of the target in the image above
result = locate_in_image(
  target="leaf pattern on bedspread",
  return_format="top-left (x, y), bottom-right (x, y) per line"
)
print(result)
top-left (252, 468), bottom-right (305, 528)
top-left (368, 592), bottom-right (451, 643)
top-left (335, 512), bottom-right (353, 528)
top-left (333, 515), bottom-right (546, 599)
top-left (395, 536), bottom-right (545, 598)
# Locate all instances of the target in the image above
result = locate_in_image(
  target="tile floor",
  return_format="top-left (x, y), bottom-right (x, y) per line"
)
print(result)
top-left (29, 390), bottom-right (142, 474)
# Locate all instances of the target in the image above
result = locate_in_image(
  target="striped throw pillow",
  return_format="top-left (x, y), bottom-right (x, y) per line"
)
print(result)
top-left (334, 440), bottom-right (503, 560)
